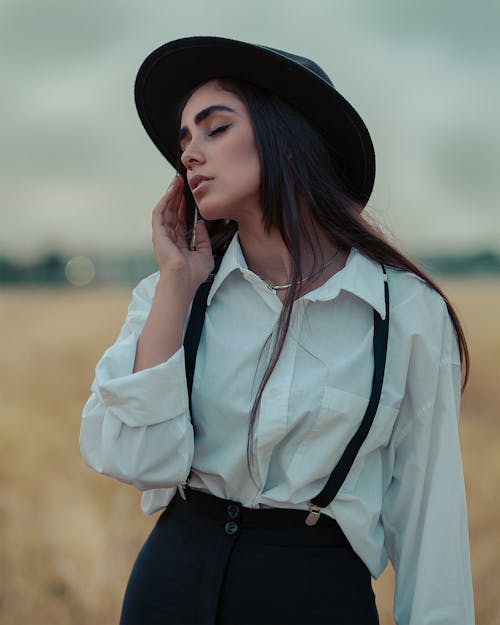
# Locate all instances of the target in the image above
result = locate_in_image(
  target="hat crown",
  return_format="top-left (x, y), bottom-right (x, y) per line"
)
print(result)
top-left (263, 45), bottom-right (335, 88)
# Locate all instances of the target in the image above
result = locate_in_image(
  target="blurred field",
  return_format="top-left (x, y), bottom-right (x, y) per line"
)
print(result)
top-left (0, 278), bottom-right (499, 625)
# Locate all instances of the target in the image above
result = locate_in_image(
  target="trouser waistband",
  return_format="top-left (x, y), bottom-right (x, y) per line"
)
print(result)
top-left (167, 487), bottom-right (349, 546)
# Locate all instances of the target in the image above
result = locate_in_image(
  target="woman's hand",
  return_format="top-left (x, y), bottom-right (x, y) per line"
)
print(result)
top-left (132, 175), bottom-right (214, 373)
top-left (152, 175), bottom-right (214, 293)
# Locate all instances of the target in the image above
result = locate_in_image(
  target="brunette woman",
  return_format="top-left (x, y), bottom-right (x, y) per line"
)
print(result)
top-left (80, 36), bottom-right (474, 625)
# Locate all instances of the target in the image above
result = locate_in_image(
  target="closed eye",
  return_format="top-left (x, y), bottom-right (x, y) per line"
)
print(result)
top-left (208, 124), bottom-right (231, 137)
top-left (179, 123), bottom-right (232, 153)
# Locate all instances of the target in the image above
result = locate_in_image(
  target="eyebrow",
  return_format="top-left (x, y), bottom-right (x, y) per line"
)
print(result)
top-left (178, 105), bottom-right (237, 145)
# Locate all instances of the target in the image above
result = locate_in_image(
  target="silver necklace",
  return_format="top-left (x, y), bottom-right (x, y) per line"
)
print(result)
top-left (263, 247), bottom-right (342, 293)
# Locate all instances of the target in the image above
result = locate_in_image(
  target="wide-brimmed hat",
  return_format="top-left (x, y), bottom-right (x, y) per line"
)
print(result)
top-left (135, 36), bottom-right (375, 206)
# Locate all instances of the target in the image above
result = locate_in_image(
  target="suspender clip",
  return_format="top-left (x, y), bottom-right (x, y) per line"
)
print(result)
top-left (177, 483), bottom-right (188, 501)
top-left (305, 503), bottom-right (321, 526)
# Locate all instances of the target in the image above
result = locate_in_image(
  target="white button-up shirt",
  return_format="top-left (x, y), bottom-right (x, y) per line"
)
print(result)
top-left (80, 233), bottom-right (474, 624)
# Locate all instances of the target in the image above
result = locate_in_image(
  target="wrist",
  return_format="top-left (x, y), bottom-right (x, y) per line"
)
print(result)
top-left (155, 273), bottom-right (198, 305)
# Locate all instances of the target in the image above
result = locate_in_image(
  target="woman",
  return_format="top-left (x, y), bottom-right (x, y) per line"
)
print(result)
top-left (80, 37), bottom-right (474, 624)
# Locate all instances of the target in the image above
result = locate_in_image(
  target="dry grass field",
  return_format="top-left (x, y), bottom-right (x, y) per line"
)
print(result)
top-left (0, 278), bottom-right (499, 625)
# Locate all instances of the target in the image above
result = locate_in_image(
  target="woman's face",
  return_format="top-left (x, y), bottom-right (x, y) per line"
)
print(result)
top-left (179, 80), bottom-right (261, 222)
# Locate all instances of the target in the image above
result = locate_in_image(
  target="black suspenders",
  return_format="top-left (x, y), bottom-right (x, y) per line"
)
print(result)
top-left (183, 262), bottom-right (389, 524)
top-left (183, 279), bottom-right (215, 415)
top-left (305, 268), bottom-right (389, 524)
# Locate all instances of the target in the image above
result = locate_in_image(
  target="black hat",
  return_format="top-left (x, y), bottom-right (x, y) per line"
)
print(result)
top-left (135, 36), bottom-right (375, 206)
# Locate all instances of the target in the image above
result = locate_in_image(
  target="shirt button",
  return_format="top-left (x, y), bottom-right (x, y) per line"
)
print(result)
top-left (227, 504), bottom-right (240, 519)
top-left (225, 521), bottom-right (239, 535)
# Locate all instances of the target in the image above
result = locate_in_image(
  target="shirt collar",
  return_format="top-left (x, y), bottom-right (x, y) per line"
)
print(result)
top-left (207, 232), bottom-right (387, 319)
top-left (303, 248), bottom-right (388, 320)
top-left (207, 232), bottom-right (248, 306)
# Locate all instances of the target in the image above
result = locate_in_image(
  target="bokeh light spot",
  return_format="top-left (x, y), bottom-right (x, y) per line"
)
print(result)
top-left (65, 256), bottom-right (95, 286)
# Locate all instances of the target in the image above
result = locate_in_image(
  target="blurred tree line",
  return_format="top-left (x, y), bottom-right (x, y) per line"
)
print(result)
top-left (0, 252), bottom-right (156, 286)
top-left (0, 252), bottom-right (67, 285)
top-left (0, 249), bottom-right (499, 286)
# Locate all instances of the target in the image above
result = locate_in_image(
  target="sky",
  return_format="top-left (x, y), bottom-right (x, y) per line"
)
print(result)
top-left (1, 0), bottom-right (499, 260)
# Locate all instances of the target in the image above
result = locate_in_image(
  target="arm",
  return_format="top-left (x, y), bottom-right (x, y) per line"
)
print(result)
top-left (79, 274), bottom-right (194, 489)
top-left (79, 176), bottom-right (214, 490)
top-left (381, 303), bottom-right (474, 625)
top-left (134, 174), bottom-right (214, 371)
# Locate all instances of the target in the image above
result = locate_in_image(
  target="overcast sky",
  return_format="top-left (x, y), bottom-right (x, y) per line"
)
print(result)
top-left (1, 0), bottom-right (499, 260)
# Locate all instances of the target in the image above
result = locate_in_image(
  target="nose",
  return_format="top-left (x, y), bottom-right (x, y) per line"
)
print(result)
top-left (180, 139), bottom-right (206, 170)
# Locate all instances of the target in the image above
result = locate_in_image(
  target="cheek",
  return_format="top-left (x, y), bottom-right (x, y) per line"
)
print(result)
top-left (230, 138), bottom-right (260, 187)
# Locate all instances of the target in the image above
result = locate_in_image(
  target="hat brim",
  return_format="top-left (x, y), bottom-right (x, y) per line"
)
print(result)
top-left (134, 36), bottom-right (375, 206)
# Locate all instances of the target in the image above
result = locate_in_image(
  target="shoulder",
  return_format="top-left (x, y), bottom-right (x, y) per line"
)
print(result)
top-left (385, 266), bottom-right (458, 363)
top-left (386, 266), bottom-right (448, 326)
top-left (386, 266), bottom-right (445, 313)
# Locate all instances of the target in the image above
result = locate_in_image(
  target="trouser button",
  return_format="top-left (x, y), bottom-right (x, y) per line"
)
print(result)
top-left (227, 504), bottom-right (240, 519)
top-left (225, 521), bottom-right (238, 535)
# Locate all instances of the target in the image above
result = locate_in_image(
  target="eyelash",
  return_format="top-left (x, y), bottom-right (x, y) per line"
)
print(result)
top-left (208, 124), bottom-right (231, 137)
top-left (180, 124), bottom-right (231, 153)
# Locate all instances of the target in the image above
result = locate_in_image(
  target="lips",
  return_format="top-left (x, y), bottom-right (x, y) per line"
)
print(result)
top-left (189, 174), bottom-right (213, 192)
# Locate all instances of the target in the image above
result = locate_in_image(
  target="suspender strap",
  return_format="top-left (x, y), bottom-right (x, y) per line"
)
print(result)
top-left (183, 254), bottom-right (224, 413)
top-left (184, 280), bottom-right (211, 411)
top-left (309, 266), bottom-right (389, 511)
top-left (179, 255), bottom-right (223, 498)
top-left (183, 260), bottom-right (389, 516)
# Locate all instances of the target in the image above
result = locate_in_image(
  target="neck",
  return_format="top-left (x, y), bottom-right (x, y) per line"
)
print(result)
top-left (238, 224), bottom-right (292, 284)
top-left (237, 216), bottom-right (343, 292)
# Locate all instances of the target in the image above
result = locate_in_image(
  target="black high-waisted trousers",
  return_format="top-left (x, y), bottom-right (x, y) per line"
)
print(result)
top-left (119, 489), bottom-right (379, 625)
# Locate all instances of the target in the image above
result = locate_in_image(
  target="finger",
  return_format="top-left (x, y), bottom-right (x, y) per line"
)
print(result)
top-left (174, 194), bottom-right (189, 250)
top-left (176, 191), bottom-right (187, 232)
top-left (154, 176), bottom-right (180, 232)
top-left (152, 196), bottom-right (176, 241)
top-left (152, 195), bottom-right (167, 232)
top-left (161, 187), bottom-right (179, 231)
top-left (152, 177), bottom-right (176, 225)
top-left (164, 175), bottom-right (183, 210)
top-left (188, 203), bottom-right (197, 251)
top-left (193, 219), bottom-right (213, 256)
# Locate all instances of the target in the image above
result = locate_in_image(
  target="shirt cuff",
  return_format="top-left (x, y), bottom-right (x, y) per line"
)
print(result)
top-left (94, 335), bottom-right (189, 427)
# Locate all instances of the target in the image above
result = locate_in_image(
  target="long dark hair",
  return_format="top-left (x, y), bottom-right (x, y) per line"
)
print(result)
top-left (176, 78), bottom-right (470, 477)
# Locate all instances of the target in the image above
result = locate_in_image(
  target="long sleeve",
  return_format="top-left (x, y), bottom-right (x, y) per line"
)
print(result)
top-left (381, 304), bottom-right (474, 624)
top-left (79, 273), bottom-right (194, 491)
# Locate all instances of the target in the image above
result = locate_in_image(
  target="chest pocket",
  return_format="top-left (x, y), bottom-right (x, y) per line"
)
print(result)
top-left (288, 386), bottom-right (398, 489)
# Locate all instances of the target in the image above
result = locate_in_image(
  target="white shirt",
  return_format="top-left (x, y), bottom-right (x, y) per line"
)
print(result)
top-left (80, 233), bottom-right (474, 625)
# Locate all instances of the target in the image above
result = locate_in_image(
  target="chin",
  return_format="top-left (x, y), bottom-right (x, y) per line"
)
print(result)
top-left (196, 199), bottom-right (234, 222)
top-left (197, 207), bottom-right (230, 222)
top-left (196, 192), bottom-right (259, 223)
